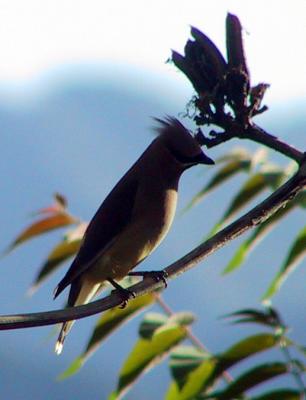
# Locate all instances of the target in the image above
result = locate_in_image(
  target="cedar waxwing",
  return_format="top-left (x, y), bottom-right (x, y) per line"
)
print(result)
top-left (53, 117), bottom-right (214, 354)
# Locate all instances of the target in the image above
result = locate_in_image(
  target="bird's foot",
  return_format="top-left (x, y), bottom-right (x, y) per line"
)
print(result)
top-left (128, 270), bottom-right (168, 288)
top-left (108, 278), bottom-right (136, 309)
top-left (118, 287), bottom-right (136, 309)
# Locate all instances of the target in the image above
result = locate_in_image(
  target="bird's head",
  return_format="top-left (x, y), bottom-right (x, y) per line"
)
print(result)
top-left (155, 117), bottom-right (214, 169)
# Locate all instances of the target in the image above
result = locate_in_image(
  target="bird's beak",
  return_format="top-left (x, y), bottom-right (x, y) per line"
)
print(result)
top-left (198, 153), bottom-right (215, 165)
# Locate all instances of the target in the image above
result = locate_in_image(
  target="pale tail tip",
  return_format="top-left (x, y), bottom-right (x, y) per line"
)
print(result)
top-left (26, 285), bottom-right (37, 297)
top-left (55, 341), bottom-right (63, 355)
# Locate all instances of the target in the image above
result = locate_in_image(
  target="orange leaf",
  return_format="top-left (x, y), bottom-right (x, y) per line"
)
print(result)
top-left (4, 213), bottom-right (77, 254)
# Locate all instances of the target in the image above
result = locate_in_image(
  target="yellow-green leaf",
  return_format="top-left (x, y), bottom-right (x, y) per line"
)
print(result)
top-left (165, 381), bottom-right (181, 400)
top-left (168, 312), bottom-right (196, 327)
top-left (169, 345), bottom-right (208, 388)
top-left (59, 293), bottom-right (155, 379)
top-left (223, 172), bottom-right (271, 221)
top-left (29, 240), bottom-right (82, 295)
top-left (114, 324), bottom-right (188, 399)
top-left (139, 312), bottom-right (168, 339)
top-left (210, 169), bottom-right (285, 236)
top-left (218, 333), bottom-right (279, 370)
top-left (184, 148), bottom-right (255, 212)
top-left (176, 359), bottom-right (216, 400)
top-left (223, 197), bottom-right (299, 274)
top-left (169, 334), bottom-right (281, 398)
top-left (215, 147), bottom-right (251, 164)
top-left (263, 225), bottom-right (306, 301)
top-left (28, 223), bottom-right (86, 294)
top-left (185, 158), bottom-right (251, 210)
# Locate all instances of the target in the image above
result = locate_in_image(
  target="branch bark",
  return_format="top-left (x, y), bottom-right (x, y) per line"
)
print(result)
top-left (202, 122), bottom-right (304, 165)
top-left (1, 159), bottom-right (305, 330)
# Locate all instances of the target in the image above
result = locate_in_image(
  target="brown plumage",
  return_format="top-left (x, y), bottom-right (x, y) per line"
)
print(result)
top-left (54, 117), bottom-right (214, 354)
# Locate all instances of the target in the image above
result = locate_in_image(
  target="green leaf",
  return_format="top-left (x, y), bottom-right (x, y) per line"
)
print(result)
top-left (176, 359), bottom-right (216, 400)
top-left (250, 148), bottom-right (269, 170)
top-left (3, 212), bottom-right (77, 255)
top-left (169, 346), bottom-right (209, 388)
top-left (295, 344), bottom-right (306, 357)
top-left (195, 333), bottom-right (281, 393)
top-left (223, 307), bottom-right (281, 328)
top-left (217, 333), bottom-right (279, 370)
top-left (58, 356), bottom-right (83, 380)
top-left (184, 148), bottom-right (260, 212)
top-left (216, 147), bottom-right (252, 163)
top-left (210, 168), bottom-right (285, 236)
top-left (208, 362), bottom-right (289, 399)
top-left (139, 312), bottom-right (168, 339)
top-left (263, 169), bottom-right (286, 189)
top-left (223, 172), bottom-right (266, 219)
top-left (250, 389), bottom-right (302, 400)
top-left (223, 197), bottom-right (299, 274)
top-left (29, 239), bottom-right (81, 294)
top-left (113, 323), bottom-right (188, 399)
top-left (168, 312), bottom-right (196, 327)
top-left (168, 334), bottom-right (280, 399)
top-left (209, 173), bottom-right (266, 236)
top-left (59, 293), bottom-right (155, 379)
top-left (165, 381), bottom-right (181, 400)
top-left (263, 225), bottom-right (306, 301)
top-left (224, 169), bottom-right (284, 219)
top-left (185, 158), bottom-right (251, 210)
top-left (28, 223), bottom-right (87, 294)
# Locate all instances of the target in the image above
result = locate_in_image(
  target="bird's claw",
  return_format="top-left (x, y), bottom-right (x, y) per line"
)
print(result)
top-left (108, 277), bottom-right (136, 309)
top-left (128, 270), bottom-right (169, 288)
top-left (149, 270), bottom-right (168, 288)
top-left (116, 287), bottom-right (136, 309)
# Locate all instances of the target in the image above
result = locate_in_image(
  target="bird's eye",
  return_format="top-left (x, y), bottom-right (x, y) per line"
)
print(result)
top-left (171, 148), bottom-right (214, 166)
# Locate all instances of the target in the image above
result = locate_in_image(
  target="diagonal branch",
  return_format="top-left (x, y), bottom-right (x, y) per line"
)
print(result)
top-left (245, 124), bottom-right (304, 164)
top-left (0, 159), bottom-right (305, 331)
top-left (200, 121), bottom-right (304, 164)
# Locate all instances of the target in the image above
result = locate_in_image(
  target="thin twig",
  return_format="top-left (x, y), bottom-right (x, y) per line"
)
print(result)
top-left (0, 161), bottom-right (304, 330)
top-left (203, 122), bottom-right (304, 165)
top-left (245, 124), bottom-right (304, 165)
top-left (154, 293), bottom-right (208, 352)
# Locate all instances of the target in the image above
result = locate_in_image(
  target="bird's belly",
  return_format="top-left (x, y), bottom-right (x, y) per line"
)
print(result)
top-left (88, 225), bottom-right (165, 281)
top-left (88, 191), bottom-right (177, 282)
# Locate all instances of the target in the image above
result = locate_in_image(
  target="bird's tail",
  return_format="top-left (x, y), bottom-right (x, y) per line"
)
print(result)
top-left (55, 280), bottom-right (102, 355)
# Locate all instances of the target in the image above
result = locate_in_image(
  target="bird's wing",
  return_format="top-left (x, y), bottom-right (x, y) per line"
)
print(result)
top-left (54, 174), bottom-right (139, 298)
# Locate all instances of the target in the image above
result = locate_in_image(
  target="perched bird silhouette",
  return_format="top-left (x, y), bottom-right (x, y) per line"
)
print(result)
top-left (53, 117), bottom-right (214, 354)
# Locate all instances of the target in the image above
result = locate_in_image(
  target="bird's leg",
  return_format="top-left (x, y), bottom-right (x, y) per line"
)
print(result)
top-left (128, 270), bottom-right (168, 288)
top-left (107, 278), bottom-right (136, 309)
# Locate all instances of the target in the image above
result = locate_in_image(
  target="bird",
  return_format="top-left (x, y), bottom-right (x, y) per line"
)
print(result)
top-left (53, 117), bottom-right (214, 354)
